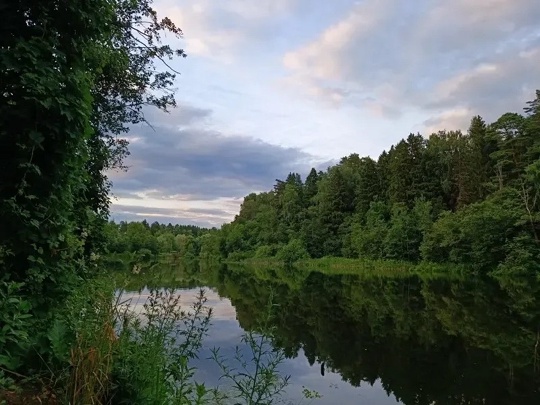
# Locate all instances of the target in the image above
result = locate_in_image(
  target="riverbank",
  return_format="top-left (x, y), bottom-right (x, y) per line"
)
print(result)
top-left (226, 256), bottom-right (470, 279)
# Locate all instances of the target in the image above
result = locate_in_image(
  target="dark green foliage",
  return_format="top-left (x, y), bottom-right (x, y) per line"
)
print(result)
top-left (0, 0), bottom-right (186, 388)
top-left (493, 235), bottom-right (540, 279)
top-left (0, 281), bottom-right (32, 373)
top-left (275, 239), bottom-right (309, 264)
top-left (350, 201), bottom-right (390, 259)
top-left (383, 202), bottom-right (426, 261)
top-left (111, 289), bottom-right (213, 404)
top-left (198, 233), bottom-right (222, 259)
top-left (102, 220), bottom-right (223, 274)
top-left (315, 166), bottom-right (353, 256)
top-left (420, 194), bottom-right (523, 269)
top-left (254, 245), bottom-right (278, 258)
top-left (304, 168), bottom-right (320, 203)
top-left (1, 0), bottom-right (108, 313)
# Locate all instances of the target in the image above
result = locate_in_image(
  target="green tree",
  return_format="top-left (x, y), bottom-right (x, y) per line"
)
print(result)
top-left (157, 232), bottom-right (176, 253)
top-left (387, 134), bottom-right (426, 206)
top-left (353, 157), bottom-right (381, 220)
top-left (175, 234), bottom-right (197, 259)
top-left (351, 201), bottom-right (390, 259)
top-left (314, 166), bottom-right (355, 256)
top-left (216, 91), bottom-right (540, 276)
top-left (421, 194), bottom-right (522, 270)
top-left (383, 201), bottom-right (430, 261)
top-left (304, 168), bottom-right (320, 204)
top-left (2, 0), bottom-right (190, 373)
top-left (199, 233), bottom-right (222, 259)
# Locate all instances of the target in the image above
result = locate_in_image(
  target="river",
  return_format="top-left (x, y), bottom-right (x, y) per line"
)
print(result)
top-left (117, 262), bottom-right (540, 404)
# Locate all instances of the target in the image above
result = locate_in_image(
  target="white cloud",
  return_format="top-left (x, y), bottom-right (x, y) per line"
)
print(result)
top-left (427, 46), bottom-right (540, 121)
top-left (283, 0), bottom-right (390, 81)
top-left (282, 0), bottom-right (540, 132)
top-left (155, 0), bottom-right (301, 61)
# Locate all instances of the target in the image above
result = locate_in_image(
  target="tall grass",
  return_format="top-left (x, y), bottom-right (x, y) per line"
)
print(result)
top-left (295, 257), bottom-right (468, 279)
top-left (58, 278), bottom-right (293, 404)
top-left (231, 255), bottom-right (469, 281)
top-left (47, 279), bottom-right (118, 405)
top-left (110, 288), bottom-right (215, 404)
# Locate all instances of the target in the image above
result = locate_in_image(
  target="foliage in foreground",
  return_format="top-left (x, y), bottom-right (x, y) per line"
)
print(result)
top-left (110, 288), bottom-right (214, 404)
top-left (1, 0), bottom-right (187, 389)
top-left (49, 279), bottom-right (293, 404)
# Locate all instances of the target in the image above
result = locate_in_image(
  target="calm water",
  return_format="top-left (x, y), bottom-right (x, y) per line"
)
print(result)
top-left (119, 263), bottom-right (540, 404)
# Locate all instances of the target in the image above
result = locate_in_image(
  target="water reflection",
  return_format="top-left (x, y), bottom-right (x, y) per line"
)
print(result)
top-left (119, 263), bottom-right (540, 404)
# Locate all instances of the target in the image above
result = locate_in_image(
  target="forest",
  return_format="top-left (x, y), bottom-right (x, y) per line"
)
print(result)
top-left (217, 96), bottom-right (540, 276)
top-left (104, 221), bottom-right (216, 258)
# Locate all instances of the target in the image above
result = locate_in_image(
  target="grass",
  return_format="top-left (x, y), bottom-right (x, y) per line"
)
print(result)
top-left (229, 256), bottom-right (468, 281)
top-left (296, 257), bottom-right (415, 275)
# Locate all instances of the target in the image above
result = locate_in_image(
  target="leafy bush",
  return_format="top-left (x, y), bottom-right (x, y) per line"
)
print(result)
top-left (133, 248), bottom-right (154, 263)
top-left (210, 296), bottom-right (291, 404)
top-left (421, 195), bottom-right (522, 270)
top-left (275, 239), bottom-right (309, 264)
top-left (109, 287), bottom-right (293, 404)
top-left (51, 281), bottom-right (216, 404)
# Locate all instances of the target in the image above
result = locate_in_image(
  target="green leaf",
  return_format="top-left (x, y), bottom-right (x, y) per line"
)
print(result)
top-left (29, 130), bottom-right (45, 146)
top-left (48, 319), bottom-right (70, 361)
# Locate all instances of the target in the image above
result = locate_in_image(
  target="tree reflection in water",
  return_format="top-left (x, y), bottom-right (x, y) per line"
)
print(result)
top-left (121, 262), bottom-right (540, 405)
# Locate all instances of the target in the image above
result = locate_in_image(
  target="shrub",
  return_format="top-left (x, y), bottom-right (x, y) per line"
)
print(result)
top-left (254, 245), bottom-right (277, 258)
top-left (275, 239), bottom-right (309, 264)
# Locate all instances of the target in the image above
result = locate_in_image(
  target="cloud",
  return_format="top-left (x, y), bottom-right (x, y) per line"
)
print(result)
top-left (155, 0), bottom-right (302, 61)
top-left (109, 105), bottom-right (327, 226)
top-left (422, 108), bottom-right (473, 135)
top-left (427, 48), bottom-right (540, 114)
top-left (282, 0), bottom-right (540, 130)
top-left (116, 127), bottom-right (319, 198)
top-left (109, 203), bottom-right (237, 227)
top-left (140, 104), bottom-right (212, 128)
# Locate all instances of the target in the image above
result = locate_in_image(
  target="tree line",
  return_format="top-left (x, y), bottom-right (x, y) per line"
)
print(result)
top-left (104, 220), bottom-right (220, 260)
top-left (218, 93), bottom-right (540, 274)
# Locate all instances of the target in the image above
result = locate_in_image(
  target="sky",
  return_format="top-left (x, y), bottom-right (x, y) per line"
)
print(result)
top-left (110, 0), bottom-right (540, 227)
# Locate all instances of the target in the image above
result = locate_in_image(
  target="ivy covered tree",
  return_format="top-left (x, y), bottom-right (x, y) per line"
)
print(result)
top-left (0, 0), bottom-right (185, 374)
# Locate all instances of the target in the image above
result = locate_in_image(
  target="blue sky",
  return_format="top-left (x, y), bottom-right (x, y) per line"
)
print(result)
top-left (110, 0), bottom-right (540, 227)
